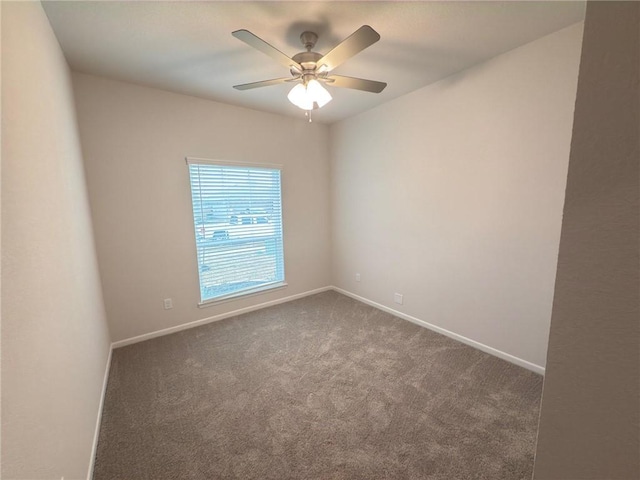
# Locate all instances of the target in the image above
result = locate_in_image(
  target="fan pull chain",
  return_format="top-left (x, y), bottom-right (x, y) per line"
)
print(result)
top-left (305, 110), bottom-right (312, 123)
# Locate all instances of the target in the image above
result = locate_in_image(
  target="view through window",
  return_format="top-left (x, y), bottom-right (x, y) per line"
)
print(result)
top-left (187, 159), bottom-right (285, 303)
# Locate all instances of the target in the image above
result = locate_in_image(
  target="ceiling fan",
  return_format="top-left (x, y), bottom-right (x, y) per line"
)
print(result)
top-left (232, 26), bottom-right (387, 117)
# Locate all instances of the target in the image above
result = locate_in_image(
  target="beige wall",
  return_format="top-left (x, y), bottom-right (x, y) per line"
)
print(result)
top-left (1, 2), bottom-right (111, 479)
top-left (72, 74), bottom-right (331, 342)
top-left (533, 2), bottom-right (639, 478)
top-left (330, 24), bottom-right (583, 371)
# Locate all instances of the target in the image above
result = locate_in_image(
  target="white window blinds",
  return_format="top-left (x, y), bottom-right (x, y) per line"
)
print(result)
top-left (187, 159), bottom-right (285, 303)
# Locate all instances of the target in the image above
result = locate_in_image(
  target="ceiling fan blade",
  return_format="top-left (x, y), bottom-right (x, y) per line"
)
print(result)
top-left (232, 30), bottom-right (301, 70)
top-left (233, 77), bottom-right (294, 91)
top-left (317, 25), bottom-right (381, 71)
top-left (326, 75), bottom-right (387, 93)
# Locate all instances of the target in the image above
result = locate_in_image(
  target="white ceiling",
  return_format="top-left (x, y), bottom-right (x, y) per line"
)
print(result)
top-left (42, 1), bottom-right (585, 124)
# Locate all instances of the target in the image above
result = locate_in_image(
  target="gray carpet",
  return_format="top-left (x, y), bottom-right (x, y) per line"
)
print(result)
top-left (93, 291), bottom-right (543, 480)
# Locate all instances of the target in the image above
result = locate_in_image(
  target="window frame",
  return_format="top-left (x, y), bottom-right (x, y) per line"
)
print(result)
top-left (185, 157), bottom-right (287, 307)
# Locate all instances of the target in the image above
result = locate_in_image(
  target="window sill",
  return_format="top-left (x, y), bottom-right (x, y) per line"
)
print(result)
top-left (197, 281), bottom-right (288, 309)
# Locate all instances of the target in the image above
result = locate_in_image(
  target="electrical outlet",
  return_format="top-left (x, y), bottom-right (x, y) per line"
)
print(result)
top-left (355, 273), bottom-right (361, 282)
top-left (394, 293), bottom-right (403, 305)
top-left (163, 298), bottom-right (173, 310)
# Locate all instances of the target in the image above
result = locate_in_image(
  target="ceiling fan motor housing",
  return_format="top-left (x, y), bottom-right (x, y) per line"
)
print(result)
top-left (291, 51), bottom-right (323, 79)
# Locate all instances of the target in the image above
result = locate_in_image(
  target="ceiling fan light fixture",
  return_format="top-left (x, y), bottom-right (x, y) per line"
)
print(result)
top-left (307, 79), bottom-right (332, 108)
top-left (287, 79), bottom-right (332, 110)
top-left (287, 83), bottom-right (312, 110)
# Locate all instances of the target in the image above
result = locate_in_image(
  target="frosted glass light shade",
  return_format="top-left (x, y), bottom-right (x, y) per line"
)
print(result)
top-left (306, 80), bottom-right (332, 108)
top-left (287, 80), bottom-right (332, 110)
top-left (287, 83), bottom-right (313, 110)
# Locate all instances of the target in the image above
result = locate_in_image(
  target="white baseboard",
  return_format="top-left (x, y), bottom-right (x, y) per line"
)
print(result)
top-left (87, 344), bottom-right (113, 480)
top-left (109, 284), bottom-right (543, 375)
top-left (331, 286), bottom-right (545, 376)
top-left (111, 286), bottom-right (333, 349)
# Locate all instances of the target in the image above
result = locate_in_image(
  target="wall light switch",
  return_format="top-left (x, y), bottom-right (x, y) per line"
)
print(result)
top-left (355, 273), bottom-right (361, 282)
top-left (394, 293), bottom-right (403, 305)
top-left (163, 298), bottom-right (173, 310)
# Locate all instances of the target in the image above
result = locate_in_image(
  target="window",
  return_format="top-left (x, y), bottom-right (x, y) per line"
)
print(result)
top-left (187, 158), bottom-right (285, 304)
